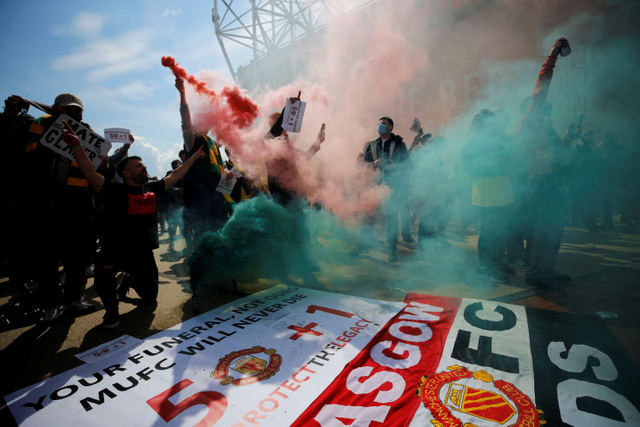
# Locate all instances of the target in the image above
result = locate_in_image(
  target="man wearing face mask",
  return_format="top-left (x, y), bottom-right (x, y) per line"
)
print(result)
top-left (516, 38), bottom-right (573, 287)
top-left (361, 117), bottom-right (411, 262)
top-left (19, 93), bottom-right (98, 321)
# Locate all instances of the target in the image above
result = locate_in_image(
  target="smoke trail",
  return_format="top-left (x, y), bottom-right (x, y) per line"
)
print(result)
top-left (161, 56), bottom-right (261, 153)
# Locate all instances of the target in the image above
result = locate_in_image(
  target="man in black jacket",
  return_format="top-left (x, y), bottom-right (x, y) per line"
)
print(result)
top-left (361, 117), bottom-right (411, 262)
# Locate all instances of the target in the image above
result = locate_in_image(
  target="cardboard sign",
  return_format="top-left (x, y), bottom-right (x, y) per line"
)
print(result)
top-left (410, 117), bottom-right (422, 133)
top-left (229, 166), bottom-right (243, 179)
top-left (39, 114), bottom-right (111, 170)
top-left (282, 99), bottom-right (307, 133)
top-left (216, 174), bottom-right (237, 196)
top-left (104, 128), bottom-right (131, 144)
top-left (75, 335), bottom-right (142, 365)
top-left (5, 286), bottom-right (404, 427)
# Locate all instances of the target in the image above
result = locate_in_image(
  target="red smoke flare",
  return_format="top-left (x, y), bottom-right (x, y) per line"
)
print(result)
top-left (161, 56), bottom-right (218, 98)
top-left (161, 56), bottom-right (261, 149)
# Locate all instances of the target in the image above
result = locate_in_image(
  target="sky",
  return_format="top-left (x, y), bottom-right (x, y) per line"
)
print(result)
top-left (0, 0), bottom-right (253, 175)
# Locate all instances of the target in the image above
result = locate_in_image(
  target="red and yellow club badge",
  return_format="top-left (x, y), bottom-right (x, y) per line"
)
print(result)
top-left (417, 366), bottom-right (543, 427)
top-left (212, 346), bottom-right (282, 386)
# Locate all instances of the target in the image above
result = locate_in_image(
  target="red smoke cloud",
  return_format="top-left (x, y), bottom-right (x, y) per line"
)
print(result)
top-left (161, 56), bottom-right (261, 153)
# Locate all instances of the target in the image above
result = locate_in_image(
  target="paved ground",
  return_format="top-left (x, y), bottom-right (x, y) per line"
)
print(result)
top-left (1, 216), bottom-right (639, 426)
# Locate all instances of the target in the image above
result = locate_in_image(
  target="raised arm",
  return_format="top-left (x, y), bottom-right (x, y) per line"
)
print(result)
top-left (304, 123), bottom-right (326, 160)
top-left (60, 121), bottom-right (106, 192)
top-left (108, 134), bottom-right (133, 163)
top-left (517, 38), bottom-right (569, 154)
top-left (163, 145), bottom-right (206, 190)
top-left (176, 77), bottom-right (196, 152)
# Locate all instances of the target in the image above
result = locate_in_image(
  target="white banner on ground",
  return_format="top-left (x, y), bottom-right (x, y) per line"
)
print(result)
top-left (39, 114), bottom-right (112, 170)
top-left (75, 335), bottom-right (142, 365)
top-left (5, 286), bottom-right (404, 427)
top-left (104, 128), bottom-right (131, 144)
top-left (282, 99), bottom-right (306, 133)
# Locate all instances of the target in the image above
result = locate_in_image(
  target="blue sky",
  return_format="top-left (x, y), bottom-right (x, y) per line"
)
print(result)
top-left (1, 0), bottom-right (256, 175)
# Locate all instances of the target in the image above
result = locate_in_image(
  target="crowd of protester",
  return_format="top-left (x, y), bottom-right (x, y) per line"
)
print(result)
top-left (2, 37), bottom-right (639, 329)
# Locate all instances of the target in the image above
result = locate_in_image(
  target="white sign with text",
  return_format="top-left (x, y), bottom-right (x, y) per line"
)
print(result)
top-left (216, 174), bottom-right (237, 196)
top-left (39, 114), bottom-right (111, 170)
top-left (282, 99), bottom-right (306, 133)
top-left (75, 335), bottom-right (142, 365)
top-left (104, 128), bottom-right (131, 144)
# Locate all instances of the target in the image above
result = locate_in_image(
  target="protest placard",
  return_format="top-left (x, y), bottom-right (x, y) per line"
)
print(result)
top-left (282, 98), bottom-right (307, 133)
top-left (39, 114), bottom-right (112, 170)
top-left (75, 335), bottom-right (142, 365)
top-left (409, 117), bottom-right (422, 133)
top-left (216, 174), bottom-right (237, 196)
top-left (104, 128), bottom-right (131, 144)
top-left (229, 166), bottom-right (243, 179)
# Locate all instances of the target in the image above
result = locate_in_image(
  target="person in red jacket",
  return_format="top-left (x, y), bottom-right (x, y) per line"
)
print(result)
top-left (516, 37), bottom-right (573, 287)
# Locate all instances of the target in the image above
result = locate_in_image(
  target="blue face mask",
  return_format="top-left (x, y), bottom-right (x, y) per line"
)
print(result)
top-left (378, 123), bottom-right (387, 135)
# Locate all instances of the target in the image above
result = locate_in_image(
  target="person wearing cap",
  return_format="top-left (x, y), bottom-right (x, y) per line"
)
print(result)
top-left (20, 93), bottom-right (97, 321)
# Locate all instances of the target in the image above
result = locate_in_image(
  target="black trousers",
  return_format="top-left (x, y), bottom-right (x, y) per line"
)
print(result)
top-left (94, 247), bottom-right (158, 314)
top-left (22, 198), bottom-right (94, 307)
top-left (478, 205), bottom-right (511, 270)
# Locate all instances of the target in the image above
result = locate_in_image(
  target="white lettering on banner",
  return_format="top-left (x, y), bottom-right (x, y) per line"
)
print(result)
top-left (399, 303), bottom-right (443, 322)
top-left (309, 302), bottom-right (444, 427)
top-left (346, 367), bottom-right (405, 404)
top-left (315, 405), bottom-right (390, 427)
top-left (39, 114), bottom-right (111, 170)
top-left (370, 341), bottom-right (421, 369)
top-left (389, 321), bottom-right (433, 343)
top-left (436, 299), bottom-right (535, 401)
top-left (548, 342), bottom-right (640, 425)
top-left (558, 380), bottom-right (640, 426)
top-left (548, 342), bottom-right (618, 381)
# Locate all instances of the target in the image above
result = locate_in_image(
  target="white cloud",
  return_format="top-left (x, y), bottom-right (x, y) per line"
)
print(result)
top-left (51, 12), bottom-right (105, 38)
top-left (73, 12), bottom-right (106, 37)
top-left (114, 80), bottom-right (161, 101)
top-left (135, 136), bottom-right (182, 173)
top-left (52, 28), bottom-right (162, 81)
top-left (162, 4), bottom-right (182, 17)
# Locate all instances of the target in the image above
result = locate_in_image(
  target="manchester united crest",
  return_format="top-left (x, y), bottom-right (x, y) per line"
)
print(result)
top-left (417, 365), bottom-right (543, 427)
top-left (212, 345), bottom-right (282, 386)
